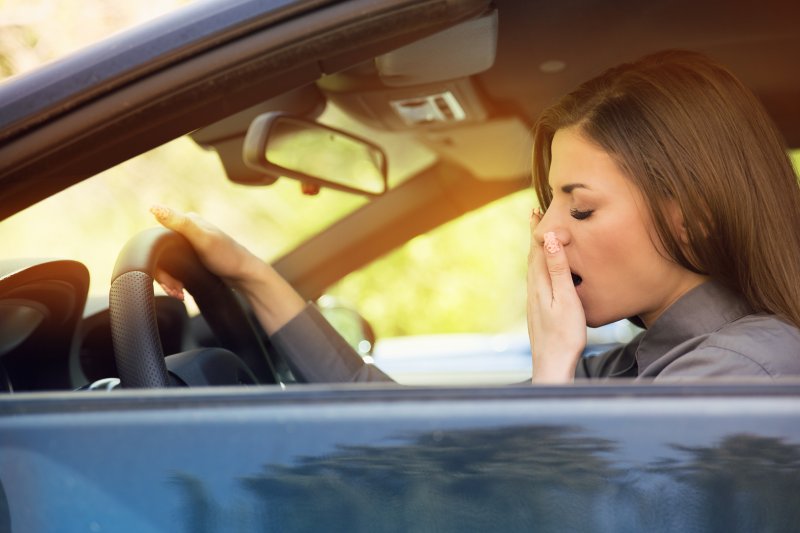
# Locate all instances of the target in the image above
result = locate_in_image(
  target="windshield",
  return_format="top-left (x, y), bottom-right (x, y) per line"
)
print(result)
top-left (0, 102), bottom-right (434, 298)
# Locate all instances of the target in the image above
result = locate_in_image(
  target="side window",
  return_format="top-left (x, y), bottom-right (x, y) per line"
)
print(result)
top-left (327, 191), bottom-right (532, 339)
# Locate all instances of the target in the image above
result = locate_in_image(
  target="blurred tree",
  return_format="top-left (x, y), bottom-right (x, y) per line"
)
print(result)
top-left (240, 425), bottom-right (620, 532)
top-left (327, 191), bottom-right (533, 337)
top-left (0, 0), bottom-right (192, 79)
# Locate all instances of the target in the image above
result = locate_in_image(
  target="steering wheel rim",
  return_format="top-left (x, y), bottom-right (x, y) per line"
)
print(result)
top-left (109, 227), bottom-right (280, 388)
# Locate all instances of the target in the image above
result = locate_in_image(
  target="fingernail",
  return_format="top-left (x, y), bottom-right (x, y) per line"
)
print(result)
top-left (544, 232), bottom-right (561, 254)
top-left (150, 205), bottom-right (170, 220)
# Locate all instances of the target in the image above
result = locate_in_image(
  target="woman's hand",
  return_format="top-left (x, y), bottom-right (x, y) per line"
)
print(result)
top-left (150, 205), bottom-right (305, 333)
top-left (150, 205), bottom-right (263, 297)
top-left (527, 208), bottom-right (587, 383)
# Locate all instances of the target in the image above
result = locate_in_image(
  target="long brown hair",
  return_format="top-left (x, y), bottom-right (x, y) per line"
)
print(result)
top-left (532, 50), bottom-right (800, 328)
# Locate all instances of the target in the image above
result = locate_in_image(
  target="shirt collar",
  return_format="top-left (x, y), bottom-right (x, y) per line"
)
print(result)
top-left (634, 280), bottom-right (753, 371)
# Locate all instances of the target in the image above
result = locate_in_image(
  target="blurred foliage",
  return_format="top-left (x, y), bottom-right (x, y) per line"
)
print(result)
top-left (169, 428), bottom-right (800, 532)
top-left (0, 0), bottom-right (192, 78)
top-left (327, 192), bottom-right (533, 338)
top-left (0, 137), bottom-right (367, 298)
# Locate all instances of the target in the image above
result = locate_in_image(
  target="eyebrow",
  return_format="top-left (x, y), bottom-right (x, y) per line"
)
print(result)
top-left (555, 183), bottom-right (589, 194)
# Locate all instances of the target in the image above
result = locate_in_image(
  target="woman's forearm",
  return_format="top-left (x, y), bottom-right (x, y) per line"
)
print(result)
top-left (231, 257), bottom-right (306, 335)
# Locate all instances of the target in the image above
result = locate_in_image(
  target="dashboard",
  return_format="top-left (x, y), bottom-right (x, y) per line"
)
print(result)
top-left (0, 259), bottom-right (194, 392)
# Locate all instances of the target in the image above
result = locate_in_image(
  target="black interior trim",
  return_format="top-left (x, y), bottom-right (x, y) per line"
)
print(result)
top-left (4, 381), bottom-right (800, 416)
top-left (0, 260), bottom-right (90, 391)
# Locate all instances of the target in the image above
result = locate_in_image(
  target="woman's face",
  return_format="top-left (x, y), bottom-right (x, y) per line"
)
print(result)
top-left (533, 127), bottom-right (707, 327)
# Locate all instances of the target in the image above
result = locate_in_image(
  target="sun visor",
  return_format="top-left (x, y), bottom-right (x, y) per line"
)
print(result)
top-left (423, 117), bottom-right (533, 181)
top-left (375, 9), bottom-right (497, 87)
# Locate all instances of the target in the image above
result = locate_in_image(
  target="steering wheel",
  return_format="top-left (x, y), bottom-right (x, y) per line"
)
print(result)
top-left (109, 227), bottom-right (280, 388)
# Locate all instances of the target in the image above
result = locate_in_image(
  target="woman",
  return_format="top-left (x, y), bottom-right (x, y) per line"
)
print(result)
top-left (527, 50), bottom-right (800, 382)
top-left (154, 50), bottom-right (800, 383)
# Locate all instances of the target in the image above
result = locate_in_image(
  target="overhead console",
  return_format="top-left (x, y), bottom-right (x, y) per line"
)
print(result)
top-left (318, 9), bottom-right (532, 181)
top-left (318, 9), bottom-right (497, 131)
top-left (193, 6), bottom-right (530, 186)
top-left (320, 77), bottom-right (487, 130)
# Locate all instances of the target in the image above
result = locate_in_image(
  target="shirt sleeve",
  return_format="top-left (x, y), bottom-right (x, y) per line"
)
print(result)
top-left (269, 303), bottom-right (395, 383)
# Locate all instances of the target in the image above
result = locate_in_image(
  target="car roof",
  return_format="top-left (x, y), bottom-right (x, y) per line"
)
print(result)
top-left (0, 0), bottom-right (797, 221)
top-left (0, 1), bottom-right (309, 134)
top-left (483, 0), bottom-right (800, 147)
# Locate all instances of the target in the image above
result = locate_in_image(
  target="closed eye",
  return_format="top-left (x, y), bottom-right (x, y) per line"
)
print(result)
top-left (570, 208), bottom-right (593, 220)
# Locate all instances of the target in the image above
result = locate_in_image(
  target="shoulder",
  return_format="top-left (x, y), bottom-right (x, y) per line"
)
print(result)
top-left (658, 314), bottom-right (800, 380)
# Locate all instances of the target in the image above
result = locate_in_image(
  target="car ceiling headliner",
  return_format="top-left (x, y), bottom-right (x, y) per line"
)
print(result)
top-left (478, 0), bottom-right (800, 147)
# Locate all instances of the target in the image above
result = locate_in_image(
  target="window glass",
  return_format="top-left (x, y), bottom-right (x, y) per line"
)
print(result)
top-left (0, 113), bottom-right (434, 298)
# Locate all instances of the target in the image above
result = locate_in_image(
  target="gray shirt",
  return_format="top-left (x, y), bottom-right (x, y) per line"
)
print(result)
top-left (270, 302), bottom-right (394, 382)
top-left (271, 281), bottom-right (800, 383)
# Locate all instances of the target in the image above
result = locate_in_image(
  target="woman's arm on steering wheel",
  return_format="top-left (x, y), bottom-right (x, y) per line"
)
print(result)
top-left (150, 205), bottom-right (305, 335)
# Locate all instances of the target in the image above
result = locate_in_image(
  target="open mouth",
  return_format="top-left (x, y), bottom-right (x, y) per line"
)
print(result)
top-left (571, 272), bottom-right (583, 286)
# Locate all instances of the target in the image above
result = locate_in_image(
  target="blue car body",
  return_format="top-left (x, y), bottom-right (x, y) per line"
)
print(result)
top-left (3, 384), bottom-right (800, 532)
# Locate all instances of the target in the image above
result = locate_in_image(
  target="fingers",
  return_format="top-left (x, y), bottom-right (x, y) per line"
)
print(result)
top-left (150, 206), bottom-right (203, 298)
top-left (542, 232), bottom-right (575, 299)
top-left (155, 268), bottom-right (185, 301)
top-left (151, 204), bottom-right (191, 234)
top-left (528, 207), bottom-right (553, 294)
top-left (529, 208), bottom-right (574, 295)
top-left (528, 207), bottom-right (544, 264)
top-left (150, 205), bottom-right (208, 237)
top-left (529, 207), bottom-right (543, 232)
top-left (150, 204), bottom-right (213, 248)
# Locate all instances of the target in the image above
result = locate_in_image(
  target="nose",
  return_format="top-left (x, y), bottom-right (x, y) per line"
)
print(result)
top-left (532, 207), bottom-right (571, 247)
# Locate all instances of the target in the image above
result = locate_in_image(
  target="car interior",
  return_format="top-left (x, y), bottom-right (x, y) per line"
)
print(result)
top-left (0, 0), bottom-right (798, 392)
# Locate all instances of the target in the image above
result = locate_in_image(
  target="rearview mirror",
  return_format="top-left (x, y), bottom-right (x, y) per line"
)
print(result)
top-left (243, 112), bottom-right (388, 196)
